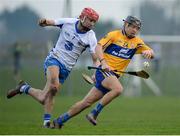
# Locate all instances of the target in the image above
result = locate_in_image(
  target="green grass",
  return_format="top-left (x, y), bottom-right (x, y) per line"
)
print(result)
top-left (0, 67), bottom-right (180, 134)
top-left (0, 96), bottom-right (180, 135)
top-left (0, 67), bottom-right (93, 97)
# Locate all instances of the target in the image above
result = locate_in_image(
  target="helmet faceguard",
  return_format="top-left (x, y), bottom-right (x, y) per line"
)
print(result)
top-left (123, 16), bottom-right (141, 29)
top-left (122, 16), bottom-right (141, 39)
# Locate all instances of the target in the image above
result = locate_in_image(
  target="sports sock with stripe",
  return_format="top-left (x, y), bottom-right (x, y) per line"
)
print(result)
top-left (20, 84), bottom-right (31, 94)
top-left (43, 113), bottom-right (51, 126)
top-left (57, 112), bottom-right (71, 125)
top-left (91, 102), bottom-right (104, 117)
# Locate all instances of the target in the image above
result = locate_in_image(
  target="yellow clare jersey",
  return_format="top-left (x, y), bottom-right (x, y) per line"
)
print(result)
top-left (98, 29), bottom-right (152, 75)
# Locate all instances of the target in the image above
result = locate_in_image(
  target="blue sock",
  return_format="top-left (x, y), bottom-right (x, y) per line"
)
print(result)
top-left (91, 103), bottom-right (104, 117)
top-left (43, 113), bottom-right (51, 125)
top-left (57, 112), bottom-right (71, 125)
top-left (20, 84), bottom-right (31, 94)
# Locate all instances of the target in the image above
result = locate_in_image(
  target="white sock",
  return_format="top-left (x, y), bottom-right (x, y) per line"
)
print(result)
top-left (43, 120), bottom-right (50, 126)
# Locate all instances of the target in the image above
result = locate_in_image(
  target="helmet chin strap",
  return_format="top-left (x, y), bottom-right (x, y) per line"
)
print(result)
top-left (80, 16), bottom-right (91, 32)
top-left (81, 16), bottom-right (86, 23)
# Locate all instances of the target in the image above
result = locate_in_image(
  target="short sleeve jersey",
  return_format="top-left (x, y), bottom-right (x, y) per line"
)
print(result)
top-left (48, 18), bottom-right (97, 71)
top-left (98, 30), bottom-right (151, 75)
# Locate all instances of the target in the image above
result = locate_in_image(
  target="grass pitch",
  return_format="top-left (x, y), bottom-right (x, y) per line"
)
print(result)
top-left (0, 68), bottom-right (180, 134)
top-left (0, 96), bottom-right (180, 135)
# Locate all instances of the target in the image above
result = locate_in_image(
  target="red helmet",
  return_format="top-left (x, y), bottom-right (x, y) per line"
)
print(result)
top-left (80, 7), bottom-right (99, 21)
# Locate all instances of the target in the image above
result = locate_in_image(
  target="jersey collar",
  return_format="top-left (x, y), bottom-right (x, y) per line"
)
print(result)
top-left (75, 21), bottom-right (87, 34)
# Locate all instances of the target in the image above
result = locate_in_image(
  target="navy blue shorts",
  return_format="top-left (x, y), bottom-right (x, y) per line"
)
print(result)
top-left (44, 57), bottom-right (70, 84)
top-left (95, 67), bottom-right (119, 94)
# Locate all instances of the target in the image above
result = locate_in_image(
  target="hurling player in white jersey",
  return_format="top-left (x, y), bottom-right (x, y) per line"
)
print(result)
top-left (7, 7), bottom-right (100, 128)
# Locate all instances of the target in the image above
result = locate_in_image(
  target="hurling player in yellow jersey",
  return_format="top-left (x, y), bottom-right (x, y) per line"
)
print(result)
top-left (51, 16), bottom-right (154, 128)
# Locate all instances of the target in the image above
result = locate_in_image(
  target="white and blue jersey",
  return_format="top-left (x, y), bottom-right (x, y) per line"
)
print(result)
top-left (49, 18), bottom-right (97, 71)
top-left (44, 18), bottom-right (97, 83)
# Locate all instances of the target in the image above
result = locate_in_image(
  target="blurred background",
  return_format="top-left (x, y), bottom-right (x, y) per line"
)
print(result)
top-left (1, 1), bottom-right (180, 134)
top-left (0, 0), bottom-right (180, 97)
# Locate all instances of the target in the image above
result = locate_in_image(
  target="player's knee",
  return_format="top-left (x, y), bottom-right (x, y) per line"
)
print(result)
top-left (114, 85), bottom-right (123, 96)
top-left (49, 83), bottom-right (59, 96)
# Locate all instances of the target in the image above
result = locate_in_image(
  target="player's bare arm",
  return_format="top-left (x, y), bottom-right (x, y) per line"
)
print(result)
top-left (95, 44), bottom-right (111, 71)
top-left (91, 53), bottom-right (100, 67)
top-left (90, 53), bottom-right (100, 82)
top-left (38, 18), bottom-right (55, 27)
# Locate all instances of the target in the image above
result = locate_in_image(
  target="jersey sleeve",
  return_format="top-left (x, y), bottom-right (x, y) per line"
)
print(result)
top-left (88, 31), bottom-right (97, 53)
top-left (54, 18), bottom-right (78, 28)
top-left (98, 31), bottom-right (117, 49)
top-left (135, 40), bottom-right (152, 54)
